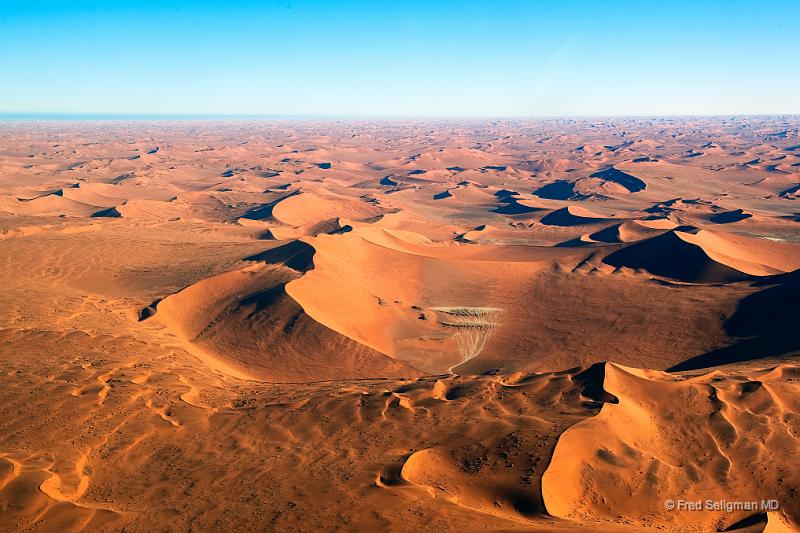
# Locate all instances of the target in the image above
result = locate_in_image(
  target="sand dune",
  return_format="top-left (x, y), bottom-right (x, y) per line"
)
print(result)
top-left (400, 147), bottom-right (510, 170)
top-left (540, 205), bottom-right (612, 226)
top-left (533, 166), bottom-right (647, 200)
top-left (542, 362), bottom-right (800, 530)
top-left (148, 241), bottom-right (421, 381)
top-left (587, 219), bottom-right (677, 243)
top-left (241, 189), bottom-right (387, 234)
top-left (588, 166), bottom-right (647, 192)
top-left (602, 229), bottom-right (797, 283)
top-left (519, 157), bottom-right (590, 173)
top-left (710, 208), bottom-right (754, 223)
top-left (493, 195), bottom-right (548, 215)
top-left (6, 193), bottom-right (102, 217)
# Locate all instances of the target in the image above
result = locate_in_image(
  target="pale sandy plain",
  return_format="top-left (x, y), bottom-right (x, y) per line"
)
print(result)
top-left (0, 116), bottom-right (799, 532)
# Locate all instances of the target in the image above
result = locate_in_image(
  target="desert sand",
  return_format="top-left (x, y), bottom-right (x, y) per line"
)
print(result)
top-left (0, 116), bottom-right (799, 532)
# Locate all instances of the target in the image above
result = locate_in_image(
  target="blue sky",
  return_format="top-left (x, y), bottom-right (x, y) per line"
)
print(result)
top-left (1, 1), bottom-right (798, 116)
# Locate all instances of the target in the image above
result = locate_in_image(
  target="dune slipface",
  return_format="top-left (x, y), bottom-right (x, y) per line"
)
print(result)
top-left (1, 117), bottom-right (799, 532)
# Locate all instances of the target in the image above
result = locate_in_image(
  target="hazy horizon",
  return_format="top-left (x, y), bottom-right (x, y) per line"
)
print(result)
top-left (2, 0), bottom-right (799, 117)
top-left (2, 112), bottom-right (800, 122)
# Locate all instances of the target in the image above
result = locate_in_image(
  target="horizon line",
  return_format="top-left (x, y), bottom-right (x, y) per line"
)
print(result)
top-left (2, 112), bottom-right (800, 122)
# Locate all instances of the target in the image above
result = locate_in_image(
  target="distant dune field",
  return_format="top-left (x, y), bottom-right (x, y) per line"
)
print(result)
top-left (1, 117), bottom-right (799, 532)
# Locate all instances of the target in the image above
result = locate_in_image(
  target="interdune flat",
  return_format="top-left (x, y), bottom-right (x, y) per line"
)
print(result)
top-left (1, 116), bottom-right (799, 532)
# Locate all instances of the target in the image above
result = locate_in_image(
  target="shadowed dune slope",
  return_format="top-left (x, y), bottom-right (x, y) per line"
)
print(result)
top-left (588, 219), bottom-right (677, 243)
top-left (589, 166), bottom-right (647, 192)
top-left (540, 206), bottom-right (611, 226)
top-left (672, 270), bottom-right (800, 370)
top-left (603, 230), bottom-right (800, 283)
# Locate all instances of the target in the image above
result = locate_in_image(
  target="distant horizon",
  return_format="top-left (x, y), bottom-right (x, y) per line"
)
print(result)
top-left (2, 1), bottom-right (799, 117)
top-left (2, 112), bottom-right (800, 122)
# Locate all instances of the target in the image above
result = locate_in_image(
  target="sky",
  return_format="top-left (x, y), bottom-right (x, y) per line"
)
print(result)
top-left (1, 0), bottom-right (799, 117)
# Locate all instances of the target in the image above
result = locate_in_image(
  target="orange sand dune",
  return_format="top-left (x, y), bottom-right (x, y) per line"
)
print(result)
top-left (603, 229), bottom-right (800, 283)
top-left (542, 361), bottom-right (800, 530)
top-left (151, 242), bottom-right (421, 381)
top-left (400, 147), bottom-right (511, 170)
top-left (540, 205), bottom-right (614, 226)
top-left (261, 188), bottom-right (386, 230)
top-left (587, 219), bottom-right (677, 243)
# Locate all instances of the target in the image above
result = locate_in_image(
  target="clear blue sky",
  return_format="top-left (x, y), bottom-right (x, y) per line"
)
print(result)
top-left (1, 0), bottom-right (798, 116)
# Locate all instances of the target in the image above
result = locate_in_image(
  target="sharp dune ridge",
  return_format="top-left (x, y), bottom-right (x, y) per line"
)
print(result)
top-left (1, 117), bottom-right (799, 532)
